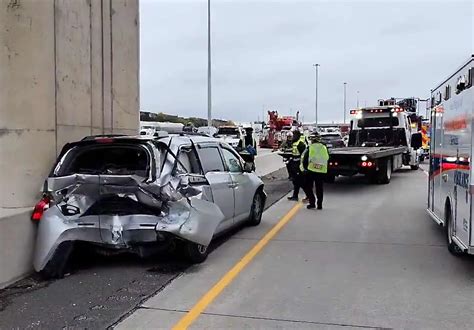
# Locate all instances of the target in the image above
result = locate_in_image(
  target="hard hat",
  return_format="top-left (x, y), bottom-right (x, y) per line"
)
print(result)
top-left (309, 132), bottom-right (321, 142)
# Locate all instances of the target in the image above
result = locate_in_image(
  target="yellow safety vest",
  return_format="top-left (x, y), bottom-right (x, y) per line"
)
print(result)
top-left (292, 136), bottom-right (307, 156)
top-left (307, 143), bottom-right (329, 173)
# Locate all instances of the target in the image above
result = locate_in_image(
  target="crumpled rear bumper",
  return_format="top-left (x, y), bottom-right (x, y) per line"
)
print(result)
top-left (33, 198), bottom-right (224, 272)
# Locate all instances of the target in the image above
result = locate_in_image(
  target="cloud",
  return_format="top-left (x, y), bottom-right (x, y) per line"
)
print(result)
top-left (140, 0), bottom-right (473, 123)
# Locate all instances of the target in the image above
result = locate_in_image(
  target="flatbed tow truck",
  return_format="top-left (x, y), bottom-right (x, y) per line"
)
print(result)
top-left (327, 104), bottom-right (422, 184)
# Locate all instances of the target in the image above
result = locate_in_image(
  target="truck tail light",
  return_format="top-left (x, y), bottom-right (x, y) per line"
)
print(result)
top-left (31, 196), bottom-right (51, 221)
top-left (361, 161), bottom-right (375, 168)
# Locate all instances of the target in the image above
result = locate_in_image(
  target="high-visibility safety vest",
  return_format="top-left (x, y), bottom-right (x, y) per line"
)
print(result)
top-left (292, 136), bottom-right (307, 156)
top-left (306, 143), bottom-right (329, 173)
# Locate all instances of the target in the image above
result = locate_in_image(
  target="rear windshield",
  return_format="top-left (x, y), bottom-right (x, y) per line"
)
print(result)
top-left (56, 144), bottom-right (151, 177)
top-left (321, 135), bottom-right (341, 141)
top-left (357, 117), bottom-right (399, 128)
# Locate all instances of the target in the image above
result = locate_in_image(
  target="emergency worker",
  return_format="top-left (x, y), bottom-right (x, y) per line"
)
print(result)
top-left (237, 127), bottom-right (257, 168)
top-left (244, 127), bottom-right (257, 153)
top-left (301, 132), bottom-right (329, 209)
top-left (287, 130), bottom-right (307, 201)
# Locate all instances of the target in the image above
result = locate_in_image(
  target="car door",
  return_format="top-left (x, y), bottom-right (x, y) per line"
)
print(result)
top-left (220, 146), bottom-right (255, 224)
top-left (196, 144), bottom-right (235, 233)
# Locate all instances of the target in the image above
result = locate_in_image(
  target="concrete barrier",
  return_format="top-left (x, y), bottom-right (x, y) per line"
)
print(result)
top-left (0, 0), bottom-right (140, 288)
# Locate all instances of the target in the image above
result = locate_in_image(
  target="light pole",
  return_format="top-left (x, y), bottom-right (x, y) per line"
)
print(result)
top-left (207, 0), bottom-right (212, 128)
top-left (356, 90), bottom-right (360, 108)
top-left (343, 82), bottom-right (347, 124)
top-left (313, 64), bottom-right (320, 129)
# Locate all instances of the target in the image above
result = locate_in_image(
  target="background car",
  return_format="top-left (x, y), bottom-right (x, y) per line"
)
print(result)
top-left (32, 134), bottom-right (266, 278)
top-left (197, 126), bottom-right (218, 137)
top-left (320, 132), bottom-right (345, 148)
top-left (215, 126), bottom-right (245, 148)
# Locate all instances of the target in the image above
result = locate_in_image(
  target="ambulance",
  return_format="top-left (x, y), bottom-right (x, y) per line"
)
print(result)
top-left (427, 55), bottom-right (474, 255)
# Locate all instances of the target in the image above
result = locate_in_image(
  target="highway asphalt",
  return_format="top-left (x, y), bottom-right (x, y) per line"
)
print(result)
top-left (118, 165), bottom-right (474, 329)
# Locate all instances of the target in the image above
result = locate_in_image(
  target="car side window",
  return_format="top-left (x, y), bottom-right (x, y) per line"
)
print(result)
top-left (197, 146), bottom-right (225, 173)
top-left (174, 147), bottom-right (202, 175)
top-left (221, 148), bottom-right (243, 173)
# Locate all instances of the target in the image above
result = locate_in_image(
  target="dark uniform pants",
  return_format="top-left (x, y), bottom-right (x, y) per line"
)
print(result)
top-left (303, 171), bottom-right (324, 207)
top-left (289, 160), bottom-right (303, 198)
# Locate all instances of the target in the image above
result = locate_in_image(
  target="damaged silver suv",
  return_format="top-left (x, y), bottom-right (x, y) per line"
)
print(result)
top-left (32, 133), bottom-right (266, 278)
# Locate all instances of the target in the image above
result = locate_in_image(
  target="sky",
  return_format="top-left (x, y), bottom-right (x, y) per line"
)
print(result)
top-left (139, 0), bottom-right (473, 124)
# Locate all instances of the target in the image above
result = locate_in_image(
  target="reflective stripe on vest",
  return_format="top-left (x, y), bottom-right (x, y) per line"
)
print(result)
top-left (307, 143), bottom-right (329, 173)
top-left (299, 150), bottom-right (307, 172)
top-left (292, 136), bottom-right (307, 156)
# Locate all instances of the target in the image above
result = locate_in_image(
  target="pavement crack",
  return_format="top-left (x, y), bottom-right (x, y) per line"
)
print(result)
top-left (141, 307), bottom-right (391, 329)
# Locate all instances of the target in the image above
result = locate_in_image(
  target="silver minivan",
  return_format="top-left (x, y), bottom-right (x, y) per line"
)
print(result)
top-left (32, 133), bottom-right (266, 278)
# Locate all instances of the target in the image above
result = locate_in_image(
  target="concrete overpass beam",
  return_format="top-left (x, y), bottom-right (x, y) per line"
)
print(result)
top-left (0, 0), bottom-right (139, 288)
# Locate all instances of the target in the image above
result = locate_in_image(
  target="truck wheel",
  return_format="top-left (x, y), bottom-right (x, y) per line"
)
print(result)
top-left (324, 174), bottom-right (336, 183)
top-left (377, 158), bottom-right (391, 184)
top-left (445, 203), bottom-right (464, 256)
top-left (367, 173), bottom-right (378, 184)
top-left (184, 242), bottom-right (209, 263)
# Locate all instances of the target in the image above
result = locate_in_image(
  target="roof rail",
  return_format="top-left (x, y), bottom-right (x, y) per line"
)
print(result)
top-left (80, 134), bottom-right (127, 141)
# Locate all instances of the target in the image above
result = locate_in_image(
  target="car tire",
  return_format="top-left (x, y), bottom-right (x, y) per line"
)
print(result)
top-left (39, 241), bottom-right (75, 279)
top-left (248, 191), bottom-right (264, 226)
top-left (184, 242), bottom-right (209, 264)
top-left (377, 158), bottom-right (391, 184)
top-left (410, 164), bottom-right (419, 170)
top-left (445, 204), bottom-right (464, 256)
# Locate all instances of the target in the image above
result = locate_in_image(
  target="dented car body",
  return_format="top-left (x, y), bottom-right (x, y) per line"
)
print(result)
top-left (33, 134), bottom-right (266, 277)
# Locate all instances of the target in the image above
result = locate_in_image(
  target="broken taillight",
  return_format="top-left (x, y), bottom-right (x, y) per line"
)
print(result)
top-left (31, 196), bottom-right (51, 221)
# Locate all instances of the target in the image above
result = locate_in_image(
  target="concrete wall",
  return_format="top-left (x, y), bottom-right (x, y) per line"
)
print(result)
top-left (0, 0), bottom-right (139, 288)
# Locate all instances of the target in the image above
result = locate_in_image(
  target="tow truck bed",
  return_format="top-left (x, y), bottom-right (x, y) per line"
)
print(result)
top-left (328, 146), bottom-right (408, 182)
top-left (330, 146), bottom-right (407, 158)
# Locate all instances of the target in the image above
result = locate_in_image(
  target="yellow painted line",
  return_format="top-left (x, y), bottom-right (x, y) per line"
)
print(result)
top-left (172, 202), bottom-right (302, 330)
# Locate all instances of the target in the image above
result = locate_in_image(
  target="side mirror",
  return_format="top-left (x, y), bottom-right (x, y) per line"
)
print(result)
top-left (243, 162), bottom-right (254, 173)
top-left (411, 132), bottom-right (422, 150)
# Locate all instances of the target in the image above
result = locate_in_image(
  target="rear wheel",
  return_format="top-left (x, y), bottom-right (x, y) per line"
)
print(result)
top-left (324, 174), bottom-right (336, 183)
top-left (445, 202), bottom-right (464, 256)
top-left (410, 164), bottom-right (419, 170)
top-left (184, 242), bottom-right (209, 263)
top-left (248, 191), bottom-right (264, 226)
top-left (367, 172), bottom-right (378, 184)
top-left (39, 241), bottom-right (75, 279)
top-left (377, 158), bottom-right (392, 184)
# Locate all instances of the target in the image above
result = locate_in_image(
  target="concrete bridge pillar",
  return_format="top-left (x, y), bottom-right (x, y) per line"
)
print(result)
top-left (0, 0), bottom-right (139, 287)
